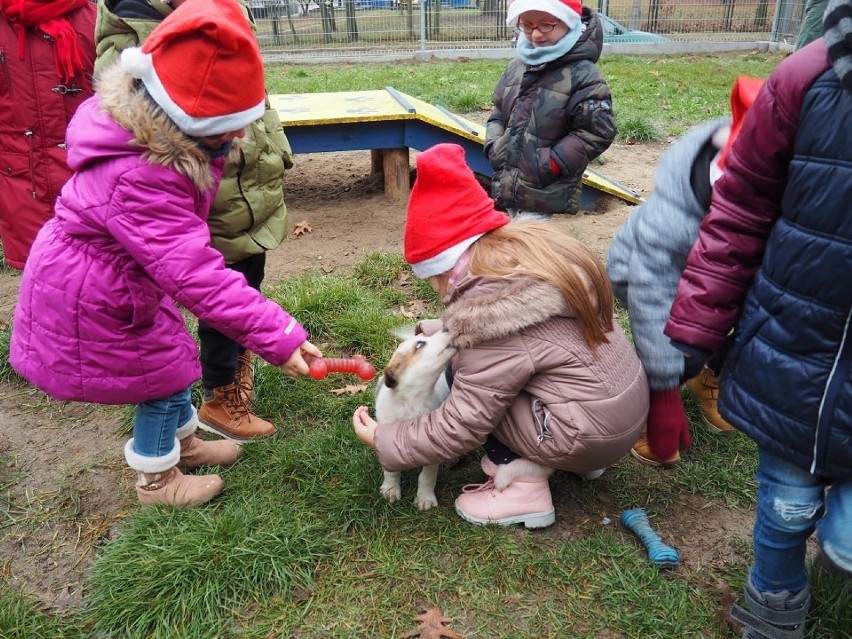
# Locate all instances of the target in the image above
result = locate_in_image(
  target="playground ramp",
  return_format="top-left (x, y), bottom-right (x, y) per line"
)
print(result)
top-left (270, 86), bottom-right (641, 207)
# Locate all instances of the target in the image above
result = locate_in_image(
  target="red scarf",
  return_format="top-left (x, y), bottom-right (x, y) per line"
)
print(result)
top-left (0, 0), bottom-right (90, 82)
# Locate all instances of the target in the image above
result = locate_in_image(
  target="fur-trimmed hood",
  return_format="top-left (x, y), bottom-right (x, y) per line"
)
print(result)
top-left (69, 61), bottom-right (219, 191)
top-left (442, 272), bottom-right (578, 350)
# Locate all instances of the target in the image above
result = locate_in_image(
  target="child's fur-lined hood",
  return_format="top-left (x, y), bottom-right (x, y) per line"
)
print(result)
top-left (442, 274), bottom-right (577, 350)
top-left (92, 62), bottom-right (230, 191)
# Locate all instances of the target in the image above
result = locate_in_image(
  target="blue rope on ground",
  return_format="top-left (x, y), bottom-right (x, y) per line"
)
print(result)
top-left (621, 508), bottom-right (680, 570)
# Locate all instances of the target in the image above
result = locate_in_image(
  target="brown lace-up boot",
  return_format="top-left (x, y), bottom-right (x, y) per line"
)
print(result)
top-left (235, 351), bottom-right (255, 406)
top-left (198, 383), bottom-right (276, 441)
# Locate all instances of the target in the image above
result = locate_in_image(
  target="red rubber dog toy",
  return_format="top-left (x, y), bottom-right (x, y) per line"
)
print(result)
top-left (307, 357), bottom-right (376, 381)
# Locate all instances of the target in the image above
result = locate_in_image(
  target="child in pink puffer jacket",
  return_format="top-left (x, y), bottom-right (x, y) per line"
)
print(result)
top-left (10, 0), bottom-right (320, 508)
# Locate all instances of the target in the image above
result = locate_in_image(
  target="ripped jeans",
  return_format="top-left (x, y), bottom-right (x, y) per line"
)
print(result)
top-left (751, 447), bottom-right (852, 593)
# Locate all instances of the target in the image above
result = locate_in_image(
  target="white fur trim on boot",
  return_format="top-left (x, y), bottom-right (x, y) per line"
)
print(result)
top-left (481, 455), bottom-right (498, 477)
top-left (124, 438), bottom-right (181, 474)
top-left (174, 406), bottom-right (199, 441)
top-left (492, 457), bottom-right (553, 490)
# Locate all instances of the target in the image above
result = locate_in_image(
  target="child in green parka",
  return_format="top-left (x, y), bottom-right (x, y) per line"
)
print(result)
top-left (95, 0), bottom-right (292, 441)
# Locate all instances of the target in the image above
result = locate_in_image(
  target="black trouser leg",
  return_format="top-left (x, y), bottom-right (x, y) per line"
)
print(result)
top-left (484, 434), bottom-right (522, 465)
top-left (199, 253), bottom-right (266, 390)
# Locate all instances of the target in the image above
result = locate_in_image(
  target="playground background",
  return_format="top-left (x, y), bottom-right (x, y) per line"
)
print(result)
top-left (249, 0), bottom-right (811, 62)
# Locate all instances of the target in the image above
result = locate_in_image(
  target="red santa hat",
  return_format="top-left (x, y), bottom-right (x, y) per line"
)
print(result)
top-left (120, 0), bottom-right (266, 137)
top-left (715, 76), bottom-right (765, 172)
top-left (404, 144), bottom-right (510, 279)
top-left (506, 0), bottom-right (582, 30)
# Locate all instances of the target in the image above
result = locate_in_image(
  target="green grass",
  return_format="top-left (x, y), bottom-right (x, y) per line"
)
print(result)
top-left (2, 253), bottom-right (848, 638)
top-left (1, 53), bottom-right (849, 639)
top-left (266, 51), bottom-right (786, 139)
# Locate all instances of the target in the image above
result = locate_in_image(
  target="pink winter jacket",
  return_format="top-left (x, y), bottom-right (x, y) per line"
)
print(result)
top-left (374, 269), bottom-right (649, 474)
top-left (10, 66), bottom-right (307, 404)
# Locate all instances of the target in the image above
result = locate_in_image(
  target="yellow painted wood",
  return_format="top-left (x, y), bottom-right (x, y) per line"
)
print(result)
top-left (269, 90), bottom-right (412, 126)
top-left (271, 88), bottom-right (642, 205)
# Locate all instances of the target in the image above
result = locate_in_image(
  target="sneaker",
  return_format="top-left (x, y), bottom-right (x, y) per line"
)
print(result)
top-left (630, 428), bottom-right (681, 467)
top-left (684, 368), bottom-right (734, 433)
top-left (454, 477), bottom-right (555, 528)
top-left (198, 383), bottom-right (276, 441)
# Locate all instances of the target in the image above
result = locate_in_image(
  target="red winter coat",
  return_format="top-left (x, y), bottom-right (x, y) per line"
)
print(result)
top-left (0, 1), bottom-right (96, 269)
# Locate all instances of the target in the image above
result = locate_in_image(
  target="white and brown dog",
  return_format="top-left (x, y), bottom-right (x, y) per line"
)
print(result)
top-left (375, 327), bottom-right (456, 511)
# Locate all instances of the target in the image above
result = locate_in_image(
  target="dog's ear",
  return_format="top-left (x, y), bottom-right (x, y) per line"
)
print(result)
top-left (390, 324), bottom-right (416, 341)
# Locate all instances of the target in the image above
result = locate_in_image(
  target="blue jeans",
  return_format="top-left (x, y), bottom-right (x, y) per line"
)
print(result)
top-left (751, 448), bottom-right (852, 593)
top-left (132, 388), bottom-right (194, 458)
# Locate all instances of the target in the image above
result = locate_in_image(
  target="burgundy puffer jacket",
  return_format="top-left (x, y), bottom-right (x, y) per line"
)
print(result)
top-left (665, 40), bottom-right (852, 478)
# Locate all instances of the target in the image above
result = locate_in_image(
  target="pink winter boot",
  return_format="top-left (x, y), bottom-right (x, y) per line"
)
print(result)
top-left (455, 459), bottom-right (555, 528)
top-left (176, 409), bottom-right (241, 470)
top-left (125, 438), bottom-right (225, 508)
top-left (135, 467), bottom-right (224, 507)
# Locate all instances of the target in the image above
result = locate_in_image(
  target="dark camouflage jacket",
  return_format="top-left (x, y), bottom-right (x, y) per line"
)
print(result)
top-left (485, 8), bottom-right (616, 214)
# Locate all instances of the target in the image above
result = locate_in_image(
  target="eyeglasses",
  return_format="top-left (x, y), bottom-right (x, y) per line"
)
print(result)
top-left (517, 20), bottom-right (560, 35)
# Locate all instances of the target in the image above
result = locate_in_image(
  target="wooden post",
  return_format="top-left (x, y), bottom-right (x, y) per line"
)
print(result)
top-left (370, 149), bottom-right (384, 176)
top-left (381, 147), bottom-right (410, 200)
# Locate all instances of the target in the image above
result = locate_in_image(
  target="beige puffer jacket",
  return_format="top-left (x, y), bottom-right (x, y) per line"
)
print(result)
top-left (374, 269), bottom-right (649, 474)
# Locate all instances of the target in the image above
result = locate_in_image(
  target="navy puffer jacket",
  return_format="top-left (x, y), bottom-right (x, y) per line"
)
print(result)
top-left (665, 40), bottom-right (852, 479)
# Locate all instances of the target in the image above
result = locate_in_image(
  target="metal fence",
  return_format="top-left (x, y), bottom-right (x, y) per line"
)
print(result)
top-left (252, 0), bottom-right (808, 61)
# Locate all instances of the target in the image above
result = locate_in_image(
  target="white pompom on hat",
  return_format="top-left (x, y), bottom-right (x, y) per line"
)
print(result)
top-left (506, 0), bottom-right (583, 30)
top-left (120, 0), bottom-right (266, 137)
top-left (404, 144), bottom-right (510, 279)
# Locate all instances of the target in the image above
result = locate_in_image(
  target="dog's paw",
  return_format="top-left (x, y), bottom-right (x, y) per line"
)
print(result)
top-left (415, 490), bottom-right (438, 511)
top-left (380, 483), bottom-right (402, 503)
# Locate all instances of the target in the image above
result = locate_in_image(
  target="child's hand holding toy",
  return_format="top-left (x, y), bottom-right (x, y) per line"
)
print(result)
top-left (279, 340), bottom-right (323, 377)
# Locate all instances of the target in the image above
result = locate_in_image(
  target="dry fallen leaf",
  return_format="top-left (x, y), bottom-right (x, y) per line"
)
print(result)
top-left (397, 304), bottom-right (416, 320)
top-left (401, 607), bottom-right (462, 639)
top-left (292, 220), bottom-right (312, 237)
top-left (328, 383), bottom-right (369, 395)
top-left (407, 299), bottom-right (428, 314)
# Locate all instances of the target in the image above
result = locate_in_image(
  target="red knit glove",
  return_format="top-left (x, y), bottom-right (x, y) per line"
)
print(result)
top-left (647, 388), bottom-right (692, 459)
